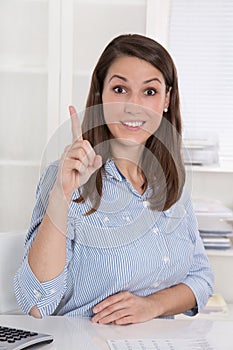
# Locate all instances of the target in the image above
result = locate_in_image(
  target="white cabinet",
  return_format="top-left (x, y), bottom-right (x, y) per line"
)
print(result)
top-left (0, 0), bottom-right (49, 231)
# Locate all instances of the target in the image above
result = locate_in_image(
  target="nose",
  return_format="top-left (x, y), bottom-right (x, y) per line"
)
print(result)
top-left (124, 94), bottom-right (144, 115)
top-left (124, 103), bottom-right (146, 118)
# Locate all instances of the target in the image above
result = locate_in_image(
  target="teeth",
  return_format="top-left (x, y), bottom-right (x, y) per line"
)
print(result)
top-left (123, 121), bottom-right (144, 127)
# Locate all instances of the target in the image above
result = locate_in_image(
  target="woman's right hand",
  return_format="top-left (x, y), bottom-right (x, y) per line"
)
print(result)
top-left (55, 105), bottom-right (102, 201)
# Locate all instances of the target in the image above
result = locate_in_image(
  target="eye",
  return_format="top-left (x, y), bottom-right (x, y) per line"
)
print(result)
top-left (144, 89), bottom-right (157, 96)
top-left (113, 86), bottom-right (126, 94)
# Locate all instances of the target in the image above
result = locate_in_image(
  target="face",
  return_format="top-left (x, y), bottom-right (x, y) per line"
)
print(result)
top-left (102, 56), bottom-right (171, 146)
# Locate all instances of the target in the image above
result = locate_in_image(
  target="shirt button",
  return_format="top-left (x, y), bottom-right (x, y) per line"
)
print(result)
top-left (103, 216), bottom-right (109, 222)
top-left (50, 288), bottom-right (56, 294)
top-left (143, 200), bottom-right (149, 208)
top-left (153, 281), bottom-right (159, 288)
top-left (163, 256), bottom-right (170, 264)
top-left (33, 290), bottom-right (41, 299)
top-left (123, 216), bottom-right (131, 222)
top-left (153, 227), bottom-right (159, 234)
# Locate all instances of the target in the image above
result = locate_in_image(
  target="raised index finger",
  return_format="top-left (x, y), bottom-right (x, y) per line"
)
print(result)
top-left (69, 105), bottom-right (83, 142)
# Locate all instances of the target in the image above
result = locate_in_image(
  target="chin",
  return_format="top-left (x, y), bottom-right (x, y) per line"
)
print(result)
top-left (111, 136), bottom-right (147, 148)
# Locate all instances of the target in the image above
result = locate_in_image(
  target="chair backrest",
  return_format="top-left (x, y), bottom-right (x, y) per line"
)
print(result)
top-left (0, 231), bottom-right (26, 314)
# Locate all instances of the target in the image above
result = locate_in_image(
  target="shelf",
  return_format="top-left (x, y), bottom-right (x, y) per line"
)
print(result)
top-left (21, 0), bottom-right (48, 2)
top-left (206, 248), bottom-right (233, 257)
top-left (0, 65), bottom-right (47, 74)
top-left (186, 162), bottom-right (233, 173)
top-left (76, 0), bottom-right (145, 4)
top-left (73, 70), bottom-right (91, 77)
top-left (0, 160), bottom-right (41, 167)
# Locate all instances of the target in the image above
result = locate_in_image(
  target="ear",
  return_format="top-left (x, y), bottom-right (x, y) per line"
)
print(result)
top-left (164, 86), bottom-right (172, 110)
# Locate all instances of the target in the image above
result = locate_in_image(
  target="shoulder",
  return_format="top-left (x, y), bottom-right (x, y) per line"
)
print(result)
top-left (36, 160), bottom-right (60, 197)
top-left (39, 160), bottom-right (59, 182)
top-left (40, 160), bottom-right (59, 180)
top-left (163, 186), bottom-right (191, 217)
top-left (161, 187), bottom-right (197, 231)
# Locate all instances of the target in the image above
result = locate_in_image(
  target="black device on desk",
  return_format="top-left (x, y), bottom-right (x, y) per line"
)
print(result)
top-left (0, 325), bottom-right (53, 349)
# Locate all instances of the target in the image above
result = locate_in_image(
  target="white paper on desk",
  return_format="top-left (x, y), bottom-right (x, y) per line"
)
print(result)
top-left (107, 338), bottom-right (214, 350)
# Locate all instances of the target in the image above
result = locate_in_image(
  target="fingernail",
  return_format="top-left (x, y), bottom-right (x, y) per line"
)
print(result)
top-left (69, 105), bottom-right (76, 116)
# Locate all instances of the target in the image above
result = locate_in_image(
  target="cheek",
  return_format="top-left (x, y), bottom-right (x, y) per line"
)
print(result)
top-left (102, 89), bottom-right (117, 104)
top-left (148, 99), bottom-right (165, 115)
top-left (151, 115), bottom-right (163, 133)
top-left (146, 107), bottom-right (164, 133)
top-left (103, 103), bottom-right (124, 124)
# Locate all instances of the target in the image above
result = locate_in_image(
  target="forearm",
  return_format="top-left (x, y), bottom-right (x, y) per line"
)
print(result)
top-left (28, 186), bottom-right (70, 283)
top-left (148, 283), bottom-right (197, 317)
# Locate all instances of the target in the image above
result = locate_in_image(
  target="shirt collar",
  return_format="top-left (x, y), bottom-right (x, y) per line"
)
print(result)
top-left (103, 159), bottom-right (151, 199)
top-left (104, 159), bottom-right (126, 182)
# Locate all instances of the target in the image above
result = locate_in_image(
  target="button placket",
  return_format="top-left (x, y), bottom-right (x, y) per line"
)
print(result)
top-left (103, 216), bottom-right (110, 222)
top-left (33, 290), bottom-right (41, 299)
top-left (163, 256), bottom-right (170, 264)
top-left (123, 215), bottom-right (131, 223)
top-left (143, 200), bottom-right (149, 208)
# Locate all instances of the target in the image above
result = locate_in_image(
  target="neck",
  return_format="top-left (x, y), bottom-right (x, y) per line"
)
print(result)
top-left (110, 142), bottom-right (146, 194)
top-left (110, 139), bottom-right (144, 167)
top-left (113, 158), bottom-right (146, 195)
top-left (112, 156), bottom-right (145, 194)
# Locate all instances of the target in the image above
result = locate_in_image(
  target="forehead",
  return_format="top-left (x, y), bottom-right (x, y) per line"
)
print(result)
top-left (105, 56), bottom-right (165, 83)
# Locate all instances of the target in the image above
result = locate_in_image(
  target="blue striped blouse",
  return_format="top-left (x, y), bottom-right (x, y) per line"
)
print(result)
top-left (14, 159), bottom-right (214, 318)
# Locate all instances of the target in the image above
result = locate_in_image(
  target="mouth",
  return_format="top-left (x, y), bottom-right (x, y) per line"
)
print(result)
top-left (121, 120), bottom-right (145, 128)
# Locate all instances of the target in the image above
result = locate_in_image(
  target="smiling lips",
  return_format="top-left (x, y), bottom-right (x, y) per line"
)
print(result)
top-left (121, 121), bottom-right (145, 129)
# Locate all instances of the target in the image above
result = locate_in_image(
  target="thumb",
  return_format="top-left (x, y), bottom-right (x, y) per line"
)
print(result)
top-left (92, 155), bottom-right (102, 170)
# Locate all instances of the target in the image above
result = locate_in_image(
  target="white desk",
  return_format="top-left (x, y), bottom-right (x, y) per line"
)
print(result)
top-left (0, 314), bottom-right (233, 350)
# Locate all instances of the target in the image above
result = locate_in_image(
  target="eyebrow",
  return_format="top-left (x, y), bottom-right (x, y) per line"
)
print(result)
top-left (108, 74), bottom-right (162, 85)
top-left (108, 74), bottom-right (127, 83)
top-left (144, 77), bottom-right (162, 84)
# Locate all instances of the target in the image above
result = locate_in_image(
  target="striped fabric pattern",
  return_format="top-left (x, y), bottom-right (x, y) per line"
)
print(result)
top-left (14, 159), bottom-right (214, 318)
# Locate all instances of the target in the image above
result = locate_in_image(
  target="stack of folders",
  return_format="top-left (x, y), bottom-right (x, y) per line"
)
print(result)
top-left (182, 134), bottom-right (219, 166)
top-left (193, 199), bottom-right (233, 250)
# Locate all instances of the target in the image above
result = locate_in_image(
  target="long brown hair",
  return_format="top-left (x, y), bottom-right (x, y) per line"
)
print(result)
top-left (75, 34), bottom-right (185, 214)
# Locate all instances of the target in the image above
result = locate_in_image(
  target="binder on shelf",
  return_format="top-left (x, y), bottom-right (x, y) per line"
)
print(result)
top-left (182, 133), bottom-right (219, 165)
top-left (201, 236), bottom-right (232, 250)
top-left (193, 199), bottom-right (233, 250)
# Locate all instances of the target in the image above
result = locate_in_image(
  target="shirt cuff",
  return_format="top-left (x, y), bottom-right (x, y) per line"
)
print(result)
top-left (183, 305), bottom-right (198, 316)
top-left (181, 275), bottom-right (213, 316)
top-left (14, 257), bottom-right (67, 317)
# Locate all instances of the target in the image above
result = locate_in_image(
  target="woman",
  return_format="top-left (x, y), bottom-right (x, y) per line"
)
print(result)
top-left (14, 34), bottom-right (214, 324)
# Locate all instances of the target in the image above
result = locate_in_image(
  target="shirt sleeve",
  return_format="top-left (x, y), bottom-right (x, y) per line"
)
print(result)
top-left (14, 161), bottom-right (75, 317)
top-left (180, 192), bottom-right (214, 316)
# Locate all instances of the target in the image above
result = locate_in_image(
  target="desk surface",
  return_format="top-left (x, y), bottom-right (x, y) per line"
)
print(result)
top-left (0, 314), bottom-right (233, 350)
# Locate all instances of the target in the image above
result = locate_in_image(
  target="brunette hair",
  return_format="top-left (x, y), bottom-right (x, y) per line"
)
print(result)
top-left (75, 34), bottom-right (185, 214)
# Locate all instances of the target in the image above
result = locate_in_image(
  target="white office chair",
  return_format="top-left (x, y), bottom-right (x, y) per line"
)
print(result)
top-left (0, 231), bottom-right (26, 314)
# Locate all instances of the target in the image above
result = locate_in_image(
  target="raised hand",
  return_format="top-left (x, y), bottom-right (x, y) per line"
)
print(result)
top-left (55, 105), bottom-right (102, 200)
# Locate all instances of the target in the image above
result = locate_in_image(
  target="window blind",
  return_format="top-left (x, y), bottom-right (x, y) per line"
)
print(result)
top-left (168, 0), bottom-right (233, 160)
